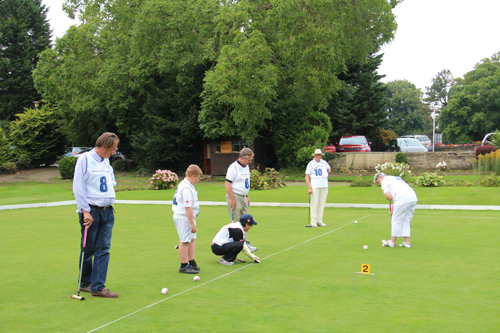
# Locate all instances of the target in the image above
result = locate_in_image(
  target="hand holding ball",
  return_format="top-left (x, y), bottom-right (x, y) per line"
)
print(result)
top-left (194, 276), bottom-right (200, 282)
top-left (161, 288), bottom-right (169, 295)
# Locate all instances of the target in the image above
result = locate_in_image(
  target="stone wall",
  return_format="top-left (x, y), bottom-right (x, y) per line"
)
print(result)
top-left (329, 152), bottom-right (475, 170)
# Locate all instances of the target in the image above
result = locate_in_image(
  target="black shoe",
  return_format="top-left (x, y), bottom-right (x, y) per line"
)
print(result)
top-left (179, 266), bottom-right (198, 274)
top-left (190, 265), bottom-right (200, 272)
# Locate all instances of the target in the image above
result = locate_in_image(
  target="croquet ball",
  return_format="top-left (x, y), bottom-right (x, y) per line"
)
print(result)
top-left (354, 220), bottom-right (358, 224)
top-left (363, 245), bottom-right (368, 250)
top-left (194, 276), bottom-right (200, 282)
top-left (161, 288), bottom-right (169, 295)
top-left (174, 245), bottom-right (179, 249)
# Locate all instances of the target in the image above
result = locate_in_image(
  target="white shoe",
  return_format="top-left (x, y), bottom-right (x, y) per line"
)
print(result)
top-left (382, 240), bottom-right (395, 247)
top-left (310, 223), bottom-right (318, 227)
top-left (219, 257), bottom-right (234, 265)
top-left (399, 242), bottom-right (411, 248)
top-left (246, 241), bottom-right (257, 252)
top-left (317, 222), bottom-right (327, 227)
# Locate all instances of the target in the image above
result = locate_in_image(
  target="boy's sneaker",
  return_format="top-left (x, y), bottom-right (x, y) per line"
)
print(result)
top-left (399, 242), bottom-right (412, 248)
top-left (317, 222), bottom-right (327, 227)
top-left (179, 265), bottom-right (198, 274)
top-left (219, 257), bottom-right (235, 265)
top-left (382, 240), bottom-right (395, 247)
top-left (246, 241), bottom-right (258, 252)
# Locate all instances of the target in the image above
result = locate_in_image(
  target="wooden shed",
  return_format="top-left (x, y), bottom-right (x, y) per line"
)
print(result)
top-left (203, 137), bottom-right (266, 176)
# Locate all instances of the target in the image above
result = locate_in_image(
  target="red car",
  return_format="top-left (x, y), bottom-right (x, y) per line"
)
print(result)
top-left (337, 135), bottom-right (371, 152)
top-left (323, 141), bottom-right (337, 153)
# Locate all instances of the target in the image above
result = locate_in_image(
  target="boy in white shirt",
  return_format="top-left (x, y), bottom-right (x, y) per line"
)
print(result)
top-left (172, 165), bottom-right (203, 273)
top-left (374, 172), bottom-right (418, 248)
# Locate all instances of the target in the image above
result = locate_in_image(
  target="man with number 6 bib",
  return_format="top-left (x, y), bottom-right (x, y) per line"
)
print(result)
top-left (73, 132), bottom-right (119, 298)
top-left (225, 147), bottom-right (257, 251)
top-left (305, 149), bottom-right (331, 227)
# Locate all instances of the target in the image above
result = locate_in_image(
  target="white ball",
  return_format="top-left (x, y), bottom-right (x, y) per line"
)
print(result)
top-left (161, 288), bottom-right (169, 295)
top-left (193, 276), bottom-right (200, 282)
top-left (354, 220), bottom-right (358, 224)
top-left (363, 245), bottom-right (368, 250)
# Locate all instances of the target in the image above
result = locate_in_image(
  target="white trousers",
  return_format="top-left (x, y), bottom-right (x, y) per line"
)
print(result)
top-left (310, 187), bottom-right (328, 225)
top-left (391, 201), bottom-right (417, 237)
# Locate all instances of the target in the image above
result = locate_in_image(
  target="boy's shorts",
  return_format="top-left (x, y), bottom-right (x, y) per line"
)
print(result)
top-left (174, 217), bottom-right (197, 243)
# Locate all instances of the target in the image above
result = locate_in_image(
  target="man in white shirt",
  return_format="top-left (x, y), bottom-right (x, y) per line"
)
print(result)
top-left (305, 149), bottom-right (331, 227)
top-left (225, 147), bottom-right (257, 250)
top-left (73, 132), bottom-right (119, 298)
top-left (374, 172), bottom-right (418, 248)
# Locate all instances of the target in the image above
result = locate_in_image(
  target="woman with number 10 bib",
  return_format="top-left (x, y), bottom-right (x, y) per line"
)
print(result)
top-left (305, 149), bottom-right (331, 227)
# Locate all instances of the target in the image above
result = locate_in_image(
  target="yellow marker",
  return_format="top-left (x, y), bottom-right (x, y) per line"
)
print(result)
top-left (361, 264), bottom-right (371, 274)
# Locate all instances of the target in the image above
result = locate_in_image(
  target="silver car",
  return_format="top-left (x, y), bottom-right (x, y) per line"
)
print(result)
top-left (386, 138), bottom-right (428, 153)
top-left (400, 135), bottom-right (432, 148)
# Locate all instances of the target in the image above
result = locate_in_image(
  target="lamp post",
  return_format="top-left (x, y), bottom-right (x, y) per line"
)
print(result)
top-left (431, 106), bottom-right (438, 152)
top-left (33, 101), bottom-right (41, 109)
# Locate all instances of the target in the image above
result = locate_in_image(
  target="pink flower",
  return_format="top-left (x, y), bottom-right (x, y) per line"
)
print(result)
top-left (150, 181), bottom-right (154, 184)
top-left (155, 187), bottom-right (159, 190)
top-left (171, 185), bottom-right (174, 188)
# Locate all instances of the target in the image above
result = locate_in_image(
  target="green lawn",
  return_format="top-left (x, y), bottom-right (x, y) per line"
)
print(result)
top-left (2, 179), bottom-right (499, 206)
top-left (1, 205), bottom-right (499, 332)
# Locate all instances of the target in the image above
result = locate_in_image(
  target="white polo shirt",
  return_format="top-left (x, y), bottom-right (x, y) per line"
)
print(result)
top-left (381, 176), bottom-right (418, 204)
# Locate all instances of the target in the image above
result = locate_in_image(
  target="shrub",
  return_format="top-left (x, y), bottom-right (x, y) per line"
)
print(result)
top-left (112, 159), bottom-right (137, 172)
top-left (472, 150), bottom-right (500, 175)
top-left (475, 145), bottom-right (497, 157)
top-left (349, 177), bottom-right (373, 187)
top-left (250, 168), bottom-right (286, 190)
top-left (58, 156), bottom-right (77, 179)
top-left (149, 170), bottom-right (178, 190)
top-left (374, 162), bottom-right (412, 180)
top-left (340, 167), bottom-right (351, 174)
top-left (1, 162), bottom-right (17, 174)
top-left (0, 130), bottom-right (12, 164)
top-left (479, 174), bottom-right (500, 187)
top-left (16, 154), bottom-right (32, 170)
top-left (370, 128), bottom-right (398, 151)
top-left (395, 152), bottom-right (408, 164)
top-left (415, 173), bottom-right (446, 187)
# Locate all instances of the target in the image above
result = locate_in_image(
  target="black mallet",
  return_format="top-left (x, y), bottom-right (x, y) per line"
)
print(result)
top-left (72, 225), bottom-right (88, 301)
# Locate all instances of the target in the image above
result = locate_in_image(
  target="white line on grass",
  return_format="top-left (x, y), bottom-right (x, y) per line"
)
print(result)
top-left (87, 216), bottom-right (370, 332)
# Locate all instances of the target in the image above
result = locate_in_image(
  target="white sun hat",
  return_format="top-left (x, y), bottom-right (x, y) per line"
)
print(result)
top-left (312, 149), bottom-right (324, 156)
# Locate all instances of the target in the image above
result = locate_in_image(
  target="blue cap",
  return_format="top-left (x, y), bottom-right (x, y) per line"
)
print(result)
top-left (240, 214), bottom-right (257, 225)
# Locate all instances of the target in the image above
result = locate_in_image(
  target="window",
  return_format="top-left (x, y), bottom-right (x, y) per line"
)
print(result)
top-left (215, 140), bottom-right (250, 154)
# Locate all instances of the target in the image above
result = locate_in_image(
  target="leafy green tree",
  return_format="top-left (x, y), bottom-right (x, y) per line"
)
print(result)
top-left (440, 52), bottom-right (500, 142)
top-left (384, 80), bottom-right (431, 136)
top-left (325, 52), bottom-right (389, 143)
top-left (34, 0), bottom-right (399, 170)
top-left (0, 130), bottom-right (12, 164)
top-left (9, 105), bottom-right (66, 166)
top-left (424, 69), bottom-right (455, 110)
top-left (0, 0), bottom-right (51, 121)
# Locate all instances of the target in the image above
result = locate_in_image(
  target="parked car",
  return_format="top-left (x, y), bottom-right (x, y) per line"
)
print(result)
top-left (400, 135), bottom-right (432, 148)
top-left (63, 147), bottom-right (92, 158)
top-left (323, 141), bottom-right (337, 153)
top-left (336, 136), bottom-right (371, 152)
top-left (386, 138), bottom-right (428, 153)
top-left (482, 133), bottom-right (496, 146)
top-left (110, 149), bottom-right (125, 163)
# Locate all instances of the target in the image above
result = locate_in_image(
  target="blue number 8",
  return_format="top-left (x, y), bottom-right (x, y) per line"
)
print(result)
top-left (245, 178), bottom-right (249, 189)
top-left (100, 177), bottom-right (108, 192)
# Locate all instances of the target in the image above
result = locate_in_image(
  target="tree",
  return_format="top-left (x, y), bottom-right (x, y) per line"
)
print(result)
top-left (34, 0), bottom-right (399, 170)
top-left (9, 105), bottom-right (66, 166)
top-left (384, 80), bottom-right (431, 136)
top-left (0, 0), bottom-right (52, 121)
top-left (0, 129), bottom-right (12, 164)
top-left (324, 51), bottom-right (389, 144)
top-left (424, 69), bottom-right (455, 110)
top-left (440, 52), bottom-right (500, 142)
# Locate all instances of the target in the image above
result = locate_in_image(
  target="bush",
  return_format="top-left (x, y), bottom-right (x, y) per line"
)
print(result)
top-left (149, 170), bottom-right (178, 190)
top-left (58, 156), bottom-right (77, 179)
top-left (0, 130), bottom-right (12, 164)
top-left (472, 150), bottom-right (500, 175)
top-left (479, 174), bottom-right (500, 187)
top-left (349, 177), bottom-right (373, 187)
top-left (112, 159), bottom-right (137, 172)
top-left (370, 128), bottom-right (398, 152)
top-left (475, 145), bottom-right (497, 157)
top-left (16, 154), bottom-right (32, 170)
top-left (374, 162), bottom-right (412, 180)
top-left (1, 162), bottom-right (17, 174)
top-left (250, 168), bottom-right (286, 190)
top-left (395, 152), bottom-right (408, 164)
top-left (415, 173), bottom-right (446, 187)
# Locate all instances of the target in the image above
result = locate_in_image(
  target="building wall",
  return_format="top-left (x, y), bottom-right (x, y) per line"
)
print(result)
top-left (209, 137), bottom-right (266, 175)
top-left (329, 152), bottom-right (475, 170)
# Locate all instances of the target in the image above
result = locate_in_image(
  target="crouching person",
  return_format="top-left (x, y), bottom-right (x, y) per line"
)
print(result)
top-left (211, 214), bottom-right (260, 265)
